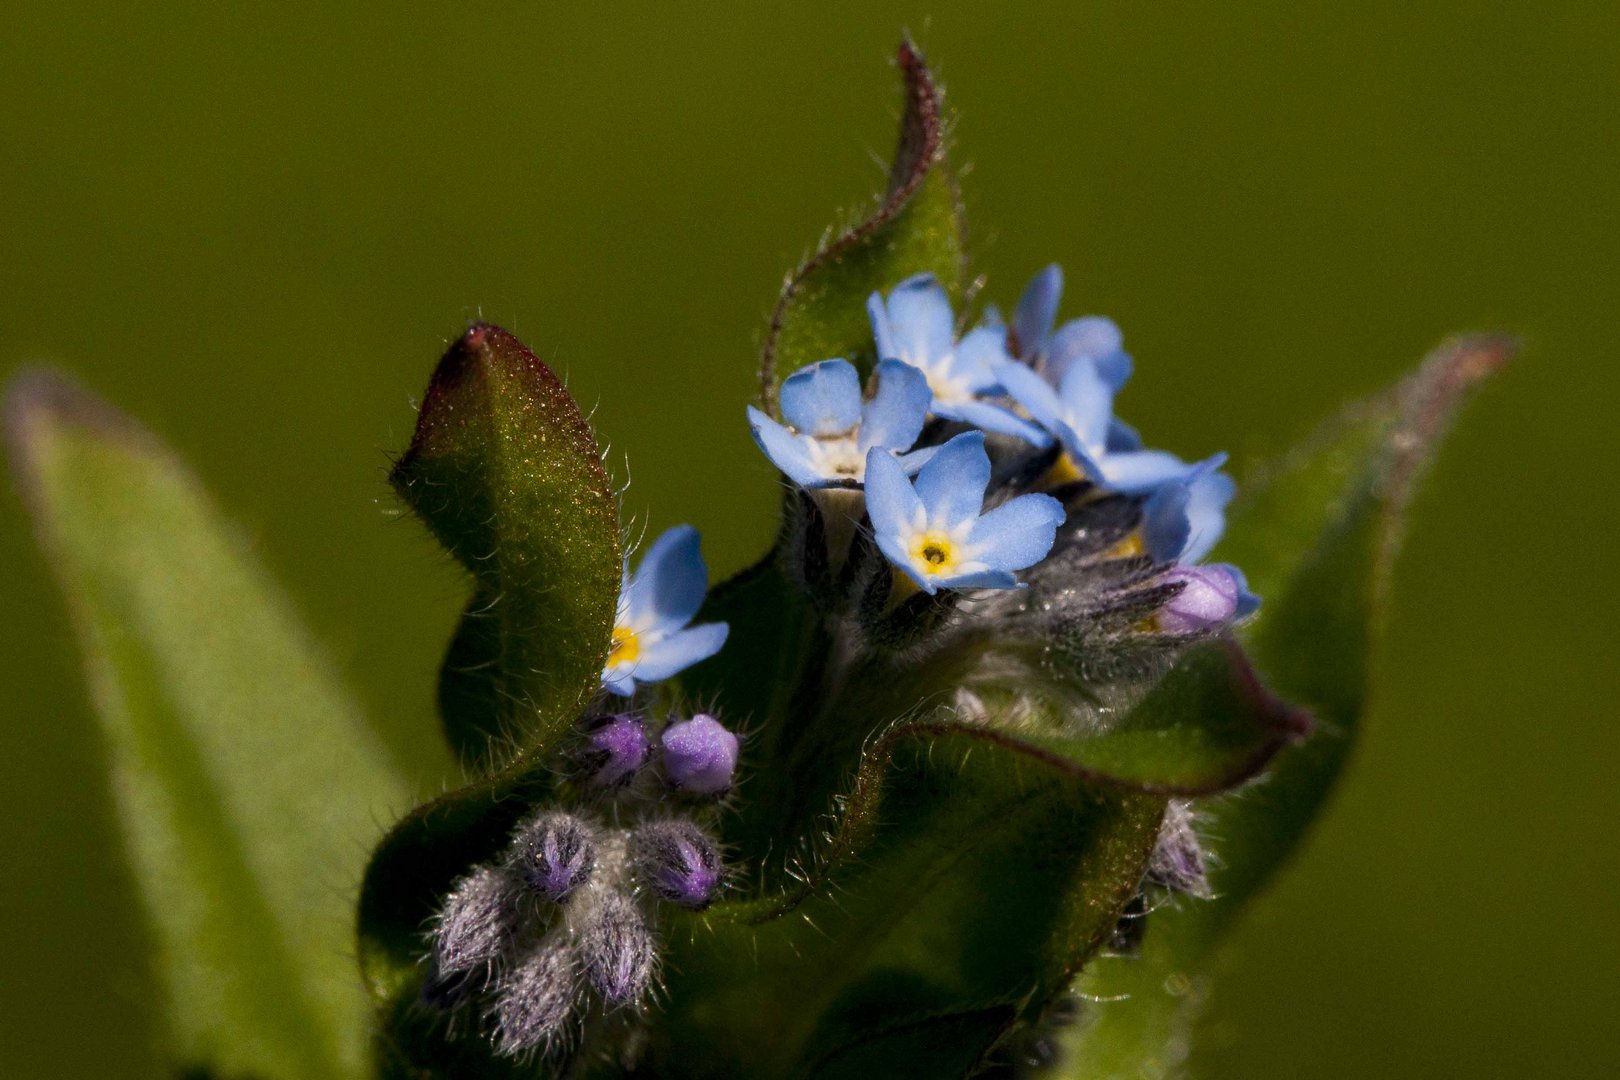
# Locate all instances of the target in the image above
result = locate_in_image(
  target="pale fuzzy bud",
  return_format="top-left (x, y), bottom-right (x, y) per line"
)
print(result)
top-left (1147, 800), bottom-right (1212, 898)
top-left (630, 819), bottom-right (723, 909)
top-left (423, 865), bottom-right (525, 1007)
top-left (659, 714), bottom-right (739, 795)
top-left (491, 939), bottom-right (580, 1058)
top-left (1156, 563), bottom-right (1258, 634)
top-left (511, 811), bottom-right (597, 903)
top-left (576, 891), bottom-right (657, 1006)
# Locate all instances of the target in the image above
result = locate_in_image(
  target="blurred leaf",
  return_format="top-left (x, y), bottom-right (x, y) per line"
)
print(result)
top-left (391, 323), bottom-right (621, 770)
top-left (5, 371), bottom-right (410, 1080)
top-left (758, 39), bottom-right (966, 413)
top-left (1061, 334), bottom-right (1515, 1078)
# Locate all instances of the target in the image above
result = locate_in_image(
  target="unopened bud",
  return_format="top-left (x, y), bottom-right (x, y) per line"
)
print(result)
top-left (659, 714), bottom-right (739, 795)
top-left (423, 865), bottom-right (524, 1008)
top-left (491, 939), bottom-right (579, 1057)
top-left (511, 811), bottom-right (596, 903)
top-left (1156, 564), bottom-right (1257, 634)
top-left (1147, 801), bottom-right (1212, 898)
top-left (585, 713), bottom-right (651, 786)
top-left (576, 891), bottom-right (656, 1006)
top-left (630, 819), bottom-right (723, 909)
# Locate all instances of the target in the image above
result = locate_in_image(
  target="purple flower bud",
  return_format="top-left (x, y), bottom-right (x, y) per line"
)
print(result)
top-left (423, 865), bottom-right (524, 1007)
top-left (585, 713), bottom-right (652, 786)
top-left (576, 891), bottom-right (656, 1006)
top-left (630, 819), bottom-right (723, 909)
top-left (1147, 801), bottom-right (1212, 899)
top-left (1156, 565), bottom-right (1241, 634)
top-left (659, 714), bottom-right (739, 795)
top-left (511, 811), bottom-right (596, 903)
top-left (491, 939), bottom-right (580, 1057)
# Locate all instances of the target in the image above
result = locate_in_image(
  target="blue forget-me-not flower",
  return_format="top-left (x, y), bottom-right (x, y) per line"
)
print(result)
top-left (1008, 264), bottom-right (1134, 389)
top-left (747, 358), bottom-right (932, 486)
top-left (865, 430), bottom-right (1065, 593)
top-left (868, 274), bottom-right (1046, 442)
top-left (999, 264), bottom-right (1224, 494)
top-left (602, 525), bottom-right (729, 697)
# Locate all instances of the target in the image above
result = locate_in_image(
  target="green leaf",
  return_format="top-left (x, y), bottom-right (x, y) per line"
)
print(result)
top-left (635, 635), bottom-right (1303, 1075)
top-left (757, 39), bottom-right (966, 413)
top-left (5, 371), bottom-right (410, 1080)
top-left (1011, 640), bottom-right (1310, 797)
top-left (1060, 334), bottom-right (1515, 1079)
top-left (354, 628), bottom-right (1301, 1077)
top-left (391, 323), bottom-right (622, 770)
top-left (652, 724), bottom-right (1167, 1077)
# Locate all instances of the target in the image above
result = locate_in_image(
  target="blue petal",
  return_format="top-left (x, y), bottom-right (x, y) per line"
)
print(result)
top-left (1098, 449), bottom-right (1196, 493)
top-left (1012, 264), bottom-right (1063, 358)
top-left (779, 359), bottom-right (862, 437)
top-left (867, 290), bottom-right (896, 361)
top-left (1093, 349), bottom-right (1134, 391)
top-left (995, 361), bottom-right (1067, 434)
top-left (936, 568), bottom-right (1021, 591)
top-left (1216, 562), bottom-right (1262, 618)
top-left (954, 324), bottom-right (1015, 383)
top-left (1048, 316), bottom-right (1126, 385)
top-left (1142, 482), bottom-right (1192, 563)
top-left (859, 359), bottom-right (932, 453)
top-left (602, 667), bottom-right (638, 697)
top-left (629, 622), bottom-right (729, 682)
top-left (894, 444), bottom-right (939, 474)
top-left (943, 398), bottom-right (1052, 445)
top-left (1180, 466), bottom-right (1236, 564)
top-left (1106, 417), bottom-right (1143, 452)
top-left (1056, 358), bottom-right (1117, 450)
top-left (913, 431), bottom-right (990, 526)
top-left (876, 274), bottom-right (955, 368)
top-left (748, 406), bottom-right (831, 488)
top-left (623, 525), bottom-right (709, 634)
top-left (967, 492), bottom-right (1066, 572)
top-left (864, 446), bottom-right (930, 587)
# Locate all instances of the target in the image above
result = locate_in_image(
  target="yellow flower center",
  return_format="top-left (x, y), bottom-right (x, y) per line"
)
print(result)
top-left (1103, 532), bottom-right (1146, 560)
top-left (908, 531), bottom-right (960, 575)
top-left (607, 625), bottom-right (640, 667)
top-left (1044, 452), bottom-right (1086, 487)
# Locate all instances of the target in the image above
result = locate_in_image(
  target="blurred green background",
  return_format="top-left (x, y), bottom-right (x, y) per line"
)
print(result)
top-left (2, 3), bottom-right (1614, 1077)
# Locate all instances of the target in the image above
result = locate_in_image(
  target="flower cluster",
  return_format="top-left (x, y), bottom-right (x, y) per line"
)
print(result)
top-left (420, 262), bottom-right (1262, 1062)
top-left (751, 266), bottom-right (1259, 630)
top-left (422, 708), bottom-right (738, 1058)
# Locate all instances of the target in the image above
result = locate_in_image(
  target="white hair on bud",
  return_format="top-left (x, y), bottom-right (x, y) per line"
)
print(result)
top-left (424, 865), bottom-right (528, 1008)
top-left (490, 938), bottom-right (581, 1058)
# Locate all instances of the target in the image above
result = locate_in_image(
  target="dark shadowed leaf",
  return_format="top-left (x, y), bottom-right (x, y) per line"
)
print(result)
top-left (5, 371), bottom-right (410, 1080)
top-left (758, 39), bottom-right (966, 413)
top-left (1061, 334), bottom-right (1514, 1078)
top-left (391, 323), bottom-right (621, 770)
top-left (652, 724), bottom-right (1166, 1077)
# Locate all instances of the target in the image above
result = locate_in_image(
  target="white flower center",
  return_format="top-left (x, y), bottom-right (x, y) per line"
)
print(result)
top-left (804, 433), bottom-right (865, 480)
